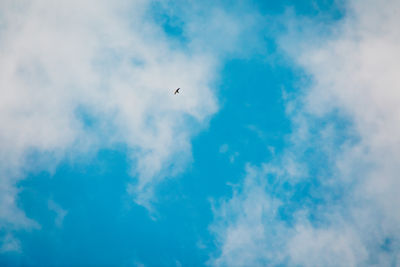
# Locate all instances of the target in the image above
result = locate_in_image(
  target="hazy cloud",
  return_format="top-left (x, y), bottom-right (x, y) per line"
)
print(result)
top-left (0, 233), bottom-right (21, 253)
top-left (48, 200), bottom-right (68, 227)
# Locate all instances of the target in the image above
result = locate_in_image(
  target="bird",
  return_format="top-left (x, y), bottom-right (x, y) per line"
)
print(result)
top-left (174, 88), bottom-right (180, 95)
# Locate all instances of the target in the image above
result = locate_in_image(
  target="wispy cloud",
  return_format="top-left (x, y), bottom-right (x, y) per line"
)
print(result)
top-left (219, 144), bottom-right (239, 164)
top-left (209, 165), bottom-right (289, 266)
top-left (210, 0), bottom-right (400, 266)
top-left (0, 233), bottom-right (21, 253)
top-left (48, 200), bottom-right (68, 228)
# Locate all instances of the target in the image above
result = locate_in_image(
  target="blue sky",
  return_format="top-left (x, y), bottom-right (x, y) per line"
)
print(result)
top-left (1, 0), bottom-right (400, 266)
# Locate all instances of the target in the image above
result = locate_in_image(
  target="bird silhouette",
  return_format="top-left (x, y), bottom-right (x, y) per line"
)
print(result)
top-left (174, 88), bottom-right (180, 95)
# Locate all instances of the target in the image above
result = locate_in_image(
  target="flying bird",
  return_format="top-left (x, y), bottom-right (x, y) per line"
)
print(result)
top-left (174, 88), bottom-right (180, 95)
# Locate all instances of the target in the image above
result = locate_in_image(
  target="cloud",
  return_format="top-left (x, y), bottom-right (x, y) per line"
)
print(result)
top-left (209, 165), bottom-right (289, 267)
top-left (48, 200), bottom-right (68, 228)
top-left (210, 0), bottom-right (400, 266)
top-left (219, 144), bottom-right (239, 163)
top-left (0, 0), bottom-right (255, 240)
top-left (0, 233), bottom-right (21, 253)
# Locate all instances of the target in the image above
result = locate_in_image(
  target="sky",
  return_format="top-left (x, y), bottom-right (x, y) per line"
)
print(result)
top-left (1, 0), bottom-right (400, 266)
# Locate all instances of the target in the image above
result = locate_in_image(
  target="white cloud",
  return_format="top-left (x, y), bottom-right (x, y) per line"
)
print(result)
top-left (219, 144), bottom-right (239, 163)
top-left (0, 0), bottom-right (253, 241)
top-left (0, 233), bottom-right (21, 253)
top-left (48, 200), bottom-right (68, 227)
top-left (209, 165), bottom-right (288, 267)
top-left (210, 0), bottom-right (400, 266)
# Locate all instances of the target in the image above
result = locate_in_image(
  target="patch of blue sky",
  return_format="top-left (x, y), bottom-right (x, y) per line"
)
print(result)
top-left (151, 3), bottom-right (185, 40)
